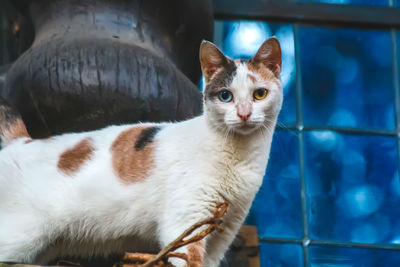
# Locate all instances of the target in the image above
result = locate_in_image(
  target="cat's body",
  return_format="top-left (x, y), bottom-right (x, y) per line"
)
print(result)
top-left (0, 38), bottom-right (282, 266)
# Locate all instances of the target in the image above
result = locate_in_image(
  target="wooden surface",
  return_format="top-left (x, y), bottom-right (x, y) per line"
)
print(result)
top-left (239, 226), bottom-right (260, 267)
top-left (0, 225), bottom-right (259, 267)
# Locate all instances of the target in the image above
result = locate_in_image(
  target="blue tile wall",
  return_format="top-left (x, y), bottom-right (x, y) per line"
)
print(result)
top-left (304, 131), bottom-right (400, 243)
top-left (214, 21), bottom-right (297, 125)
top-left (246, 130), bottom-right (302, 239)
top-left (298, 26), bottom-right (395, 130)
top-left (214, 17), bottom-right (400, 267)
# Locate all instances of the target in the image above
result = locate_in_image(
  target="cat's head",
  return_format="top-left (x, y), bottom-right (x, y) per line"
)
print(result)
top-left (200, 37), bottom-right (283, 135)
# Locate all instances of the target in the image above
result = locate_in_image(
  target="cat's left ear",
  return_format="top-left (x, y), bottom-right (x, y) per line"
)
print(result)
top-left (249, 37), bottom-right (282, 77)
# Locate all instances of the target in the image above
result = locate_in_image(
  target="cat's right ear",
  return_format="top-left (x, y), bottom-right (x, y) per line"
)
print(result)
top-left (200, 40), bottom-right (228, 83)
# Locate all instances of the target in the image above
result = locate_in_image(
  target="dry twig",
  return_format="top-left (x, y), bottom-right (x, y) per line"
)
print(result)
top-left (116, 202), bottom-right (228, 267)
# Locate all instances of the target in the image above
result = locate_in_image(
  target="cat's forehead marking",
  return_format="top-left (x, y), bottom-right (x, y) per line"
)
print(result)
top-left (111, 126), bottom-right (160, 184)
top-left (229, 63), bottom-right (258, 97)
top-left (247, 74), bottom-right (257, 83)
top-left (58, 138), bottom-right (94, 175)
top-left (234, 58), bottom-right (247, 65)
top-left (246, 62), bottom-right (276, 82)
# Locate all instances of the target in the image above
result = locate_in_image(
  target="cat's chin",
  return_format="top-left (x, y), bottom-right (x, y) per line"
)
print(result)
top-left (232, 124), bottom-right (260, 135)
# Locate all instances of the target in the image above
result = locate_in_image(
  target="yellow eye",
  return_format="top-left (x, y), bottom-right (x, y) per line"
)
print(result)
top-left (253, 88), bottom-right (268, 100)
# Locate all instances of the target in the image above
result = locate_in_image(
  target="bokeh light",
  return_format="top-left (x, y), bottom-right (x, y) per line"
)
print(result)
top-left (214, 18), bottom-right (400, 267)
top-left (299, 26), bottom-right (395, 130)
top-left (246, 130), bottom-right (302, 239)
top-left (305, 131), bottom-right (399, 244)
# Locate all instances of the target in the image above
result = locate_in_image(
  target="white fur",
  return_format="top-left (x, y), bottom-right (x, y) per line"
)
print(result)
top-left (0, 63), bottom-right (282, 267)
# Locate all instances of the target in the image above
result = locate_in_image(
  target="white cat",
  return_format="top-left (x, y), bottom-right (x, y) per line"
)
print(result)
top-left (0, 37), bottom-right (282, 267)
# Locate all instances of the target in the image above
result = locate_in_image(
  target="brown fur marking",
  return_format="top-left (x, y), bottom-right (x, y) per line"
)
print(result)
top-left (0, 98), bottom-right (31, 146)
top-left (247, 74), bottom-right (257, 83)
top-left (9, 119), bottom-right (30, 139)
top-left (246, 62), bottom-right (276, 81)
top-left (58, 138), bottom-right (94, 175)
top-left (111, 126), bottom-right (156, 184)
top-left (187, 241), bottom-right (204, 267)
top-left (0, 119), bottom-right (31, 145)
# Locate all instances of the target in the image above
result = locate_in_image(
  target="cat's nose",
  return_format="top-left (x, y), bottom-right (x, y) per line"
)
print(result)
top-left (237, 111), bottom-right (251, 121)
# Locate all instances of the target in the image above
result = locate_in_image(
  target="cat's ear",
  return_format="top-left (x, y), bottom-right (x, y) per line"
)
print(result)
top-left (200, 40), bottom-right (229, 83)
top-left (249, 37), bottom-right (281, 77)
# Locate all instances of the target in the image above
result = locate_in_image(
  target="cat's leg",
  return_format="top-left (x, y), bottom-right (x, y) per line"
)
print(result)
top-left (158, 203), bottom-right (213, 267)
top-left (159, 230), bottom-right (206, 267)
top-left (0, 213), bottom-right (48, 263)
top-left (158, 209), bottom-right (244, 267)
top-left (203, 221), bottom-right (242, 267)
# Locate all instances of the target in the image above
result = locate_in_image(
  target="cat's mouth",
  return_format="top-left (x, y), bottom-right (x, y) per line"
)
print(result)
top-left (229, 122), bottom-right (261, 134)
top-left (237, 124), bottom-right (256, 130)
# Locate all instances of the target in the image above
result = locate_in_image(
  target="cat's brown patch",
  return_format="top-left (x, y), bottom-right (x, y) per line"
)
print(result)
top-left (58, 138), bottom-right (94, 175)
top-left (187, 241), bottom-right (204, 267)
top-left (0, 118), bottom-right (31, 145)
top-left (111, 126), bottom-right (159, 184)
top-left (246, 62), bottom-right (276, 81)
top-left (0, 98), bottom-right (31, 146)
top-left (9, 119), bottom-right (30, 140)
top-left (247, 74), bottom-right (257, 83)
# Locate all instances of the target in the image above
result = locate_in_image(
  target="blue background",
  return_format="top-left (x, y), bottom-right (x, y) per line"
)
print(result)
top-left (214, 13), bottom-right (400, 266)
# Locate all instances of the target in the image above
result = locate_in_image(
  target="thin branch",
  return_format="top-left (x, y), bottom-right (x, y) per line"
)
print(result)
top-left (141, 202), bottom-right (228, 267)
top-left (116, 202), bottom-right (228, 267)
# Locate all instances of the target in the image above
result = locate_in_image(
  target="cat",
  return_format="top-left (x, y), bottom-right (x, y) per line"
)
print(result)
top-left (0, 37), bottom-right (282, 267)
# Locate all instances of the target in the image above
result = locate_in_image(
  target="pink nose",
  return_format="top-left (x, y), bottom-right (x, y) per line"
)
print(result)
top-left (237, 112), bottom-right (251, 121)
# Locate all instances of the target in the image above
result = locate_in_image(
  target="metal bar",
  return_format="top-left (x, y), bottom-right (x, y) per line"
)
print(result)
top-left (259, 237), bottom-right (303, 244)
top-left (310, 239), bottom-right (400, 251)
top-left (258, 237), bottom-right (400, 251)
top-left (293, 23), bottom-right (310, 267)
top-left (389, 9), bottom-right (400, 185)
top-left (302, 126), bottom-right (396, 137)
top-left (276, 125), bottom-right (397, 137)
top-left (213, 0), bottom-right (400, 29)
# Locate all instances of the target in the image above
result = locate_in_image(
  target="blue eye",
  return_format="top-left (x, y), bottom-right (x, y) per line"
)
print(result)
top-left (218, 89), bottom-right (233, 102)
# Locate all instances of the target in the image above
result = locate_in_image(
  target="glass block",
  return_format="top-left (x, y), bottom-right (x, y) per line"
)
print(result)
top-left (299, 26), bottom-right (395, 130)
top-left (304, 131), bottom-right (400, 243)
top-left (260, 242), bottom-right (303, 267)
top-left (246, 130), bottom-right (302, 239)
top-left (310, 245), bottom-right (400, 266)
top-left (297, 0), bottom-right (388, 6)
top-left (214, 20), bottom-right (297, 125)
